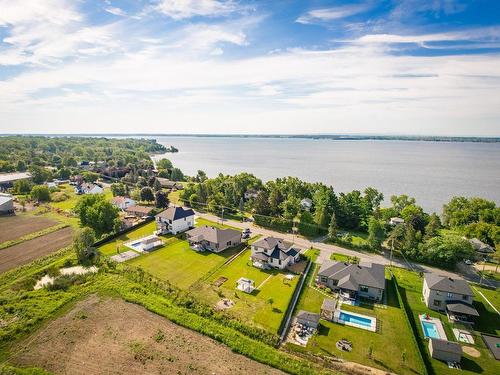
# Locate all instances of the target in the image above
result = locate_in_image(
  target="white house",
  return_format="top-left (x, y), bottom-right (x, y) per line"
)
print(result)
top-left (111, 196), bottom-right (136, 211)
top-left (300, 198), bottom-right (313, 211)
top-left (389, 217), bottom-right (405, 226)
top-left (75, 183), bottom-right (103, 195)
top-left (250, 237), bottom-right (300, 270)
top-left (155, 206), bottom-right (195, 235)
top-left (0, 193), bottom-right (14, 214)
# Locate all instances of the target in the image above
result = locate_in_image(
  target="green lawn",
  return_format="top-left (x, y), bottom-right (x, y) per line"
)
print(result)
top-left (192, 248), bottom-right (300, 333)
top-left (195, 217), bottom-right (240, 230)
top-left (293, 267), bottom-right (425, 375)
top-left (98, 221), bottom-right (157, 256)
top-left (329, 252), bottom-right (360, 263)
top-left (472, 284), bottom-right (500, 312)
top-left (392, 267), bottom-right (500, 375)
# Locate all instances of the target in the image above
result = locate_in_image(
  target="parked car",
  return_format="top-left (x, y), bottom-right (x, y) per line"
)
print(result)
top-left (464, 259), bottom-right (473, 265)
top-left (243, 228), bottom-right (251, 234)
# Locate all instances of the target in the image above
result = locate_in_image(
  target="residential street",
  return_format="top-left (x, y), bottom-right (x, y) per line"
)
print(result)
top-left (195, 211), bottom-right (500, 289)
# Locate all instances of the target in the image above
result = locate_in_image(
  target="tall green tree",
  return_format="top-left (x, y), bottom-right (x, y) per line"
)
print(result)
top-left (367, 218), bottom-right (386, 250)
top-left (140, 187), bottom-right (155, 202)
top-left (74, 195), bottom-right (120, 236)
top-left (31, 185), bottom-right (51, 202)
top-left (328, 213), bottom-right (338, 241)
top-left (73, 227), bottom-right (98, 264)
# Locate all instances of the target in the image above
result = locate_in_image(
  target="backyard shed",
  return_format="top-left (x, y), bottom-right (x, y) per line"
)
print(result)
top-left (321, 299), bottom-right (336, 321)
top-left (236, 277), bottom-right (255, 293)
top-left (428, 338), bottom-right (462, 363)
top-left (295, 310), bottom-right (320, 329)
top-left (0, 193), bottom-right (14, 214)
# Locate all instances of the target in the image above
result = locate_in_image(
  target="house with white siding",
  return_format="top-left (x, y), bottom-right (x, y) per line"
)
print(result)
top-left (250, 237), bottom-right (300, 270)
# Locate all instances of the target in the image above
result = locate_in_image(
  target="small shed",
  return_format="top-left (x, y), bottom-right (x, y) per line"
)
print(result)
top-left (296, 310), bottom-right (320, 330)
top-left (141, 235), bottom-right (163, 251)
top-left (321, 299), bottom-right (336, 321)
top-left (428, 338), bottom-right (462, 363)
top-left (389, 217), bottom-right (405, 226)
top-left (236, 277), bottom-right (255, 293)
top-left (0, 193), bottom-right (14, 214)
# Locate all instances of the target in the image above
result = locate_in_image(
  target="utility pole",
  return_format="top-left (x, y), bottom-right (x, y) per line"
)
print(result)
top-left (221, 207), bottom-right (225, 224)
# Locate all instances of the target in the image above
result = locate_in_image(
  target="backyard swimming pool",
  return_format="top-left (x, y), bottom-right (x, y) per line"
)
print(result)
top-left (421, 320), bottom-right (441, 339)
top-left (336, 310), bottom-right (377, 332)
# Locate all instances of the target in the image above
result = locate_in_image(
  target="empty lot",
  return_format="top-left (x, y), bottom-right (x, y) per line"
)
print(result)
top-left (0, 227), bottom-right (73, 273)
top-left (11, 296), bottom-right (284, 375)
top-left (0, 215), bottom-right (58, 244)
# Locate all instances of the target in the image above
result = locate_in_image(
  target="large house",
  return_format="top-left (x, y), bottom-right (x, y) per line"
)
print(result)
top-left (0, 193), bottom-right (14, 215)
top-left (186, 226), bottom-right (241, 253)
top-left (250, 237), bottom-right (300, 270)
top-left (111, 196), bottom-right (136, 211)
top-left (317, 261), bottom-right (386, 302)
top-left (155, 206), bottom-right (195, 235)
top-left (422, 273), bottom-right (479, 323)
top-left (75, 183), bottom-right (103, 195)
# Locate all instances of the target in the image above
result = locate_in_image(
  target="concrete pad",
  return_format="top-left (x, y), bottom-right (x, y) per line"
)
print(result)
top-left (110, 250), bottom-right (141, 263)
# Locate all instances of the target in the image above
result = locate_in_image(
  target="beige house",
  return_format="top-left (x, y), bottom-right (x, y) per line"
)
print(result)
top-left (186, 226), bottom-right (241, 253)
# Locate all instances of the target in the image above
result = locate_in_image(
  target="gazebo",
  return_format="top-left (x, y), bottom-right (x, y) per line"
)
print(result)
top-left (236, 277), bottom-right (256, 293)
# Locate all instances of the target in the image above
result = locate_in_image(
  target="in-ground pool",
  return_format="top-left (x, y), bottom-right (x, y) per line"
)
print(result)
top-left (421, 320), bottom-right (441, 339)
top-left (336, 310), bottom-right (376, 331)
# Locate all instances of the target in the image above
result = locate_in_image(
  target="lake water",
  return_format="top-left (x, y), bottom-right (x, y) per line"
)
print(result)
top-left (153, 136), bottom-right (500, 213)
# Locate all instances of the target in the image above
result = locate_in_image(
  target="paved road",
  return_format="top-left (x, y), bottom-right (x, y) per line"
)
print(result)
top-left (196, 211), bottom-right (500, 288)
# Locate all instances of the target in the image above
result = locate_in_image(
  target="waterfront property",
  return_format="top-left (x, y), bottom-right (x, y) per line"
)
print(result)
top-left (250, 237), bottom-right (300, 270)
top-left (422, 273), bottom-right (479, 323)
top-left (155, 206), bottom-right (195, 235)
top-left (317, 261), bottom-right (385, 302)
top-left (186, 225), bottom-right (241, 252)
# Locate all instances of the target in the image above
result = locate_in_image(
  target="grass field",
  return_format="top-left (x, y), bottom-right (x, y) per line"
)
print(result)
top-left (293, 265), bottom-right (425, 375)
top-left (329, 253), bottom-right (360, 263)
top-left (98, 221), bottom-right (157, 256)
top-left (392, 267), bottom-right (499, 375)
top-left (195, 217), bottom-right (240, 230)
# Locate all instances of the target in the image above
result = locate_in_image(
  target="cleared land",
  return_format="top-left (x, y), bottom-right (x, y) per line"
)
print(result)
top-left (293, 266), bottom-right (425, 375)
top-left (0, 215), bottom-right (58, 244)
top-left (11, 296), bottom-right (284, 375)
top-left (0, 227), bottom-right (73, 273)
top-left (392, 267), bottom-right (499, 375)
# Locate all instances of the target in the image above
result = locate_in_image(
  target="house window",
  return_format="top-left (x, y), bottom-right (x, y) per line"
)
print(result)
top-left (360, 286), bottom-right (369, 293)
top-left (320, 276), bottom-right (327, 283)
top-left (227, 241), bottom-right (231, 246)
top-left (331, 279), bottom-right (338, 286)
top-left (278, 260), bottom-right (282, 265)
top-left (433, 300), bottom-right (441, 307)
top-left (462, 294), bottom-right (468, 300)
top-left (447, 292), bottom-right (453, 298)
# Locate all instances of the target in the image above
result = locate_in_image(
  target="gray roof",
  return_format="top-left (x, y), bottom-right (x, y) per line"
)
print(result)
top-left (186, 226), bottom-right (241, 245)
top-left (321, 299), bottom-right (336, 311)
top-left (0, 172), bottom-right (31, 184)
top-left (481, 334), bottom-right (500, 360)
top-left (429, 338), bottom-right (462, 355)
top-left (469, 238), bottom-right (494, 253)
top-left (251, 252), bottom-right (269, 261)
top-left (156, 206), bottom-right (194, 221)
top-left (424, 273), bottom-right (474, 296)
top-left (296, 310), bottom-right (320, 324)
top-left (252, 236), bottom-right (299, 261)
top-left (318, 261), bottom-right (386, 290)
top-left (446, 302), bottom-right (479, 316)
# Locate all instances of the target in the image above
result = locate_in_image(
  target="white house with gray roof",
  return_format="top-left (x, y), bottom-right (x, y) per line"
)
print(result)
top-left (186, 226), bottom-right (241, 253)
top-left (317, 261), bottom-right (385, 302)
top-left (250, 237), bottom-right (300, 270)
top-left (422, 273), bottom-right (478, 322)
top-left (155, 206), bottom-right (195, 234)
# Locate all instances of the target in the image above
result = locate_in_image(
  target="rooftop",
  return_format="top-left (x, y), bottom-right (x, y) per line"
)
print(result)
top-left (156, 206), bottom-right (194, 221)
top-left (318, 261), bottom-right (386, 290)
top-left (186, 225), bottom-right (240, 245)
top-left (424, 273), bottom-right (474, 296)
top-left (0, 172), bottom-right (32, 184)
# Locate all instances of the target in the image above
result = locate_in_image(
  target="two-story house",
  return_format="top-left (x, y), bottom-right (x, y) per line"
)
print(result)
top-left (155, 206), bottom-right (195, 235)
top-left (317, 261), bottom-right (386, 302)
top-left (423, 273), bottom-right (479, 323)
top-left (250, 237), bottom-right (300, 270)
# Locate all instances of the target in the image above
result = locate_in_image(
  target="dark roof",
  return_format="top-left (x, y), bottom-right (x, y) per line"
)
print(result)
top-left (318, 261), bottom-right (386, 290)
top-left (424, 274), bottom-right (474, 296)
top-left (251, 252), bottom-right (269, 261)
top-left (156, 206), bottom-right (195, 221)
top-left (446, 301), bottom-right (479, 316)
top-left (296, 310), bottom-right (320, 324)
top-left (252, 236), bottom-right (299, 261)
top-left (469, 238), bottom-right (494, 253)
top-left (481, 334), bottom-right (500, 360)
top-left (429, 338), bottom-right (462, 355)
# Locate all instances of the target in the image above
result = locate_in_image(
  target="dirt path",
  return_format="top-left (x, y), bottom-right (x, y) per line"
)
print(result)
top-left (10, 296), bottom-right (285, 375)
top-left (0, 215), bottom-right (58, 243)
top-left (0, 227), bottom-right (73, 273)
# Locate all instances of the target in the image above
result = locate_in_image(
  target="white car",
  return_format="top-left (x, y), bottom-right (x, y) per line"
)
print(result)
top-left (464, 259), bottom-right (473, 265)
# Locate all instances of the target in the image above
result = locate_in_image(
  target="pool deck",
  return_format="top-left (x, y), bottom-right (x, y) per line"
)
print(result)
top-left (419, 314), bottom-right (447, 340)
top-left (110, 250), bottom-right (141, 263)
top-left (333, 309), bottom-right (377, 332)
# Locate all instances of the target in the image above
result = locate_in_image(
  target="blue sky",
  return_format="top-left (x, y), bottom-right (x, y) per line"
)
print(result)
top-left (0, 0), bottom-right (499, 135)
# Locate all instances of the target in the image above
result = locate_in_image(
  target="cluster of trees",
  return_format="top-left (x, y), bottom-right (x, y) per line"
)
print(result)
top-left (74, 194), bottom-right (121, 236)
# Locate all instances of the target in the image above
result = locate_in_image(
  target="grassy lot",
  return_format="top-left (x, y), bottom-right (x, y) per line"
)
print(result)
top-left (304, 248), bottom-right (321, 262)
top-left (192, 248), bottom-right (300, 333)
top-left (50, 185), bottom-right (113, 212)
top-left (392, 267), bottom-right (500, 375)
top-left (195, 217), bottom-right (240, 230)
top-left (293, 266), bottom-right (425, 375)
top-left (329, 252), bottom-right (360, 263)
top-left (98, 221), bottom-right (157, 256)
top-left (472, 284), bottom-right (500, 312)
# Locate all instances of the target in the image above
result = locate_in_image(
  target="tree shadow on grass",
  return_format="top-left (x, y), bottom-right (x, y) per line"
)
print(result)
top-left (473, 300), bottom-right (500, 335)
top-left (317, 324), bottom-right (330, 336)
top-left (460, 357), bottom-right (483, 373)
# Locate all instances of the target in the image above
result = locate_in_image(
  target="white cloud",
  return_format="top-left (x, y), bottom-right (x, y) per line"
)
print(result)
top-left (105, 7), bottom-right (127, 17)
top-left (296, 4), bottom-right (371, 24)
top-left (156, 0), bottom-right (238, 20)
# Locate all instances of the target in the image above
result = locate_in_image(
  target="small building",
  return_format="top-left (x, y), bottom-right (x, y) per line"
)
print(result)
top-left (250, 237), bottom-right (300, 270)
top-left (468, 238), bottom-right (494, 254)
top-left (156, 178), bottom-right (184, 190)
top-left (428, 338), bottom-right (462, 363)
top-left (0, 193), bottom-right (14, 215)
top-left (389, 217), bottom-right (405, 226)
top-left (140, 235), bottom-right (163, 251)
top-left (295, 310), bottom-right (320, 330)
top-left (300, 198), bottom-right (313, 211)
top-left (317, 261), bottom-right (386, 302)
top-left (155, 206), bottom-right (195, 235)
top-left (422, 274), bottom-right (478, 321)
top-left (111, 196), bottom-right (136, 211)
top-left (0, 172), bottom-right (32, 191)
top-left (186, 225), bottom-right (241, 253)
top-left (46, 181), bottom-right (57, 189)
top-left (126, 205), bottom-right (154, 218)
top-left (75, 183), bottom-right (103, 195)
top-left (320, 298), bottom-right (336, 321)
top-left (236, 277), bottom-right (255, 293)
top-left (481, 334), bottom-right (500, 361)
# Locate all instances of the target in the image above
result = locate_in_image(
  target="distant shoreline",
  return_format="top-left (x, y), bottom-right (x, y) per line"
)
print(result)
top-left (1, 133), bottom-right (499, 143)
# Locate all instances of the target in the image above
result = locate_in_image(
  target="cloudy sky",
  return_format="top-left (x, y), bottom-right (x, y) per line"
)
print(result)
top-left (1, 0), bottom-right (499, 136)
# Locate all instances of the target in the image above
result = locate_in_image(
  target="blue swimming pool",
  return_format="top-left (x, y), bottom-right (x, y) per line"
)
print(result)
top-left (421, 320), bottom-right (440, 339)
top-left (339, 312), bottom-right (373, 328)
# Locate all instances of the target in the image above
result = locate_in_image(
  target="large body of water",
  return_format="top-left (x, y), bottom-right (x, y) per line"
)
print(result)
top-left (153, 137), bottom-right (500, 213)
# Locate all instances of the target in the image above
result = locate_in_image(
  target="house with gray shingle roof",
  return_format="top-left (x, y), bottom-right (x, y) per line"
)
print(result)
top-left (186, 226), bottom-right (241, 253)
top-left (317, 261), bottom-right (385, 302)
top-left (155, 206), bottom-right (195, 234)
top-left (423, 273), bottom-right (479, 322)
top-left (250, 237), bottom-right (300, 270)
